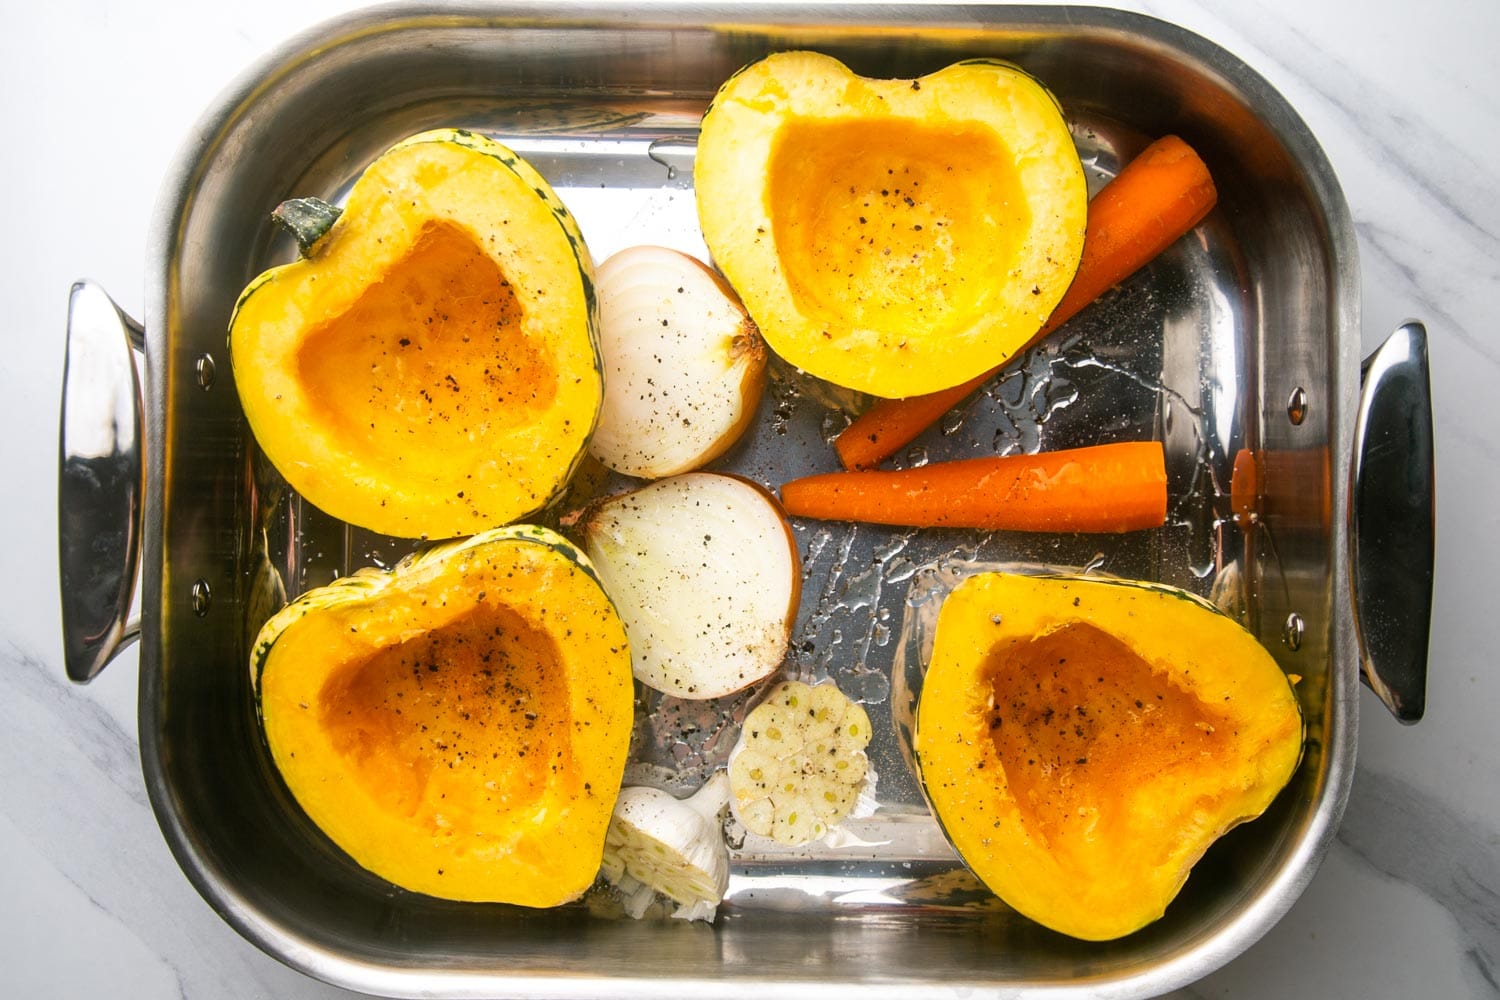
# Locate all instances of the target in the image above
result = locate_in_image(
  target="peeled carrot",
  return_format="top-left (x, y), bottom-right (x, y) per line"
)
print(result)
top-left (780, 441), bottom-right (1167, 533)
top-left (1230, 448), bottom-right (1260, 524)
top-left (834, 135), bottom-right (1218, 470)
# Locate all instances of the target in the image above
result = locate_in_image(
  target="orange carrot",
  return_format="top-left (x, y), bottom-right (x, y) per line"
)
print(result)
top-left (834, 136), bottom-right (1218, 470)
top-left (780, 441), bottom-right (1167, 533)
top-left (1230, 448), bottom-right (1260, 524)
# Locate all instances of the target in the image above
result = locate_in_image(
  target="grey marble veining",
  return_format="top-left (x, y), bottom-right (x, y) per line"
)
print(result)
top-left (1337, 769), bottom-right (1500, 997)
top-left (1193, 4), bottom-right (1500, 373)
top-left (5, 0), bottom-right (1499, 997)
top-left (0, 641), bottom-right (361, 999)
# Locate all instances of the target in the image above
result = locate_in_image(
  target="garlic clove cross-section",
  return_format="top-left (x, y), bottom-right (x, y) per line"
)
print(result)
top-left (728, 679), bottom-right (874, 846)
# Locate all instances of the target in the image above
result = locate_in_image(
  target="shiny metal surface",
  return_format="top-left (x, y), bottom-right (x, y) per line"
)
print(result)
top-left (58, 280), bottom-right (144, 682)
top-left (126, 4), bottom-right (1371, 997)
top-left (1351, 322), bottom-right (1434, 722)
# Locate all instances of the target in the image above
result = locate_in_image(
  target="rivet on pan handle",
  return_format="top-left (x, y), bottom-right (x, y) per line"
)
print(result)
top-left (59, 280), bottom-right (145, 683)
top-left (1350, 321), bottom-right (1434, 723)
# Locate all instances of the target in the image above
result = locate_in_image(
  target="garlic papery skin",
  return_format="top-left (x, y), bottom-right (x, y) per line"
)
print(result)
top-left (579, 473), bottom-right (800, 699)
top-left (590, 246), bottom-right (767, 480)
top-left (600, 772), bottom-right (733, 921)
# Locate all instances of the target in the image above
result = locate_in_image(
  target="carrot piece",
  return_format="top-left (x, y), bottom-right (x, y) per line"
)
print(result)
top-left (1230, 448), bottom-right (1260, 524)
top-left (834, 136), bottom-right (1218, 470)
top-left (780, 441), bottom-right (1167, 533)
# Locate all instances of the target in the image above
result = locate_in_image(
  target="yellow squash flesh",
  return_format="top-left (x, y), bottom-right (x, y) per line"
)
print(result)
top-left (253, 525), bottom-right (633, 906)
top-left (915, 573), bottom-right (1304, 940)
top-left (230, 128), bottom-right (601, 539)
top-left (694, 52), bottom-right (1087, 398)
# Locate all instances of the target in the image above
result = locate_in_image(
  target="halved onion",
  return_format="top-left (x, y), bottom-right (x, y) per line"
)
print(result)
top-left (579, 473), bottom-right (800, 699)
top-left (590, 246), bottom-right (767, 479)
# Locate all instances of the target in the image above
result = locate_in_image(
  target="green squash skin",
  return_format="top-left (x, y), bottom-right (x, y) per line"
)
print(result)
top-left (250, 524), bottom-right (612, 693)
top-left (231, 128), bottom-right (602, 387)
top-left (228, 129), bottom-right (603, 538)
top-left (251, 520), bottom-right (634, 906)
top-left (913, 570), bottom-right (1306, 940)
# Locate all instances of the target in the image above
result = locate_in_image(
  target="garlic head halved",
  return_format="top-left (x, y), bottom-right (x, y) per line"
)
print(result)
top-left (600, 772), bottom-right (733, 921)
top-left (728, 679), bottom-right (873, 845)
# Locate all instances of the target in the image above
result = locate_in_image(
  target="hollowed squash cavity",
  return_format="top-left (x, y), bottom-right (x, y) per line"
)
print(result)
top-left (696, 53), bottom-right (1086, 398)
top-left (231, 129), bottom-right (600, 538)
top-left (981, 622), bottom-right (1220, 861)
top-left (767, 117), bottom-right (1022, 336)
top-left (316, 600), bottom-right (570, 821)
top-left (295, 220), bottom-right (556, 469)
top-left (253, 525), bottom-right (633, 906)
top-left (915, 572), bottom-right (1303, 940)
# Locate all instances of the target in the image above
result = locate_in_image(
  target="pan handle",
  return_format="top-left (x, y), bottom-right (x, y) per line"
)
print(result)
top-left (1349, 321), bottom-right (1434, 723)
top-left (58, 281), bottom-right (145, 683)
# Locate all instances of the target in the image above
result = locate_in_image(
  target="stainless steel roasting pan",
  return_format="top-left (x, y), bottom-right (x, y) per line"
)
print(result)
top-left (58, 4), bottom-right (1435, 997)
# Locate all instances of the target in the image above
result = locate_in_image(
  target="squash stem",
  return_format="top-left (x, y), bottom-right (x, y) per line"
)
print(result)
top-left (272, 197), bottom-right (343, 257)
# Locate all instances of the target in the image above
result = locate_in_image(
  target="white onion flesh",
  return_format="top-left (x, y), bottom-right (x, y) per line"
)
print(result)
top-left (580, 473), bottom-right (800, 699)
top-left (590, 246), bottom-right (767, 479)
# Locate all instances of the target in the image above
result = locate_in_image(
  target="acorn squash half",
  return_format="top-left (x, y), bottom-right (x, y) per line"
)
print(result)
top-left (914, 572), bottom-right (1304, 940)
top-left (694, 52), bottom-right (1086, 398)
top-left (252, 525), bottom-right (633, 906)
top-left (230, 129), bottom-right (601, 539)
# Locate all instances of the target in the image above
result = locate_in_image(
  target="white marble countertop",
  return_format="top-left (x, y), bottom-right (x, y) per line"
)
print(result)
top-left (4, 1), bottom-right (1496, 997)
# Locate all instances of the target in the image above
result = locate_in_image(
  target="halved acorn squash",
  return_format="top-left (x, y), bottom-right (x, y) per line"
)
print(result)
top-left (252, 525), bottom-right (633, 906)
top-left (230, 128), bottom-right (601, 539)
top-left (694, 52), bottom-right (1086, 398)
top-left (915, 572), bottom-right (1304, 940)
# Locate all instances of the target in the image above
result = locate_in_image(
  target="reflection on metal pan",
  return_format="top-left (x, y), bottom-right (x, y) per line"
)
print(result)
top-left (52, 5), bottom-right (1433, 997)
